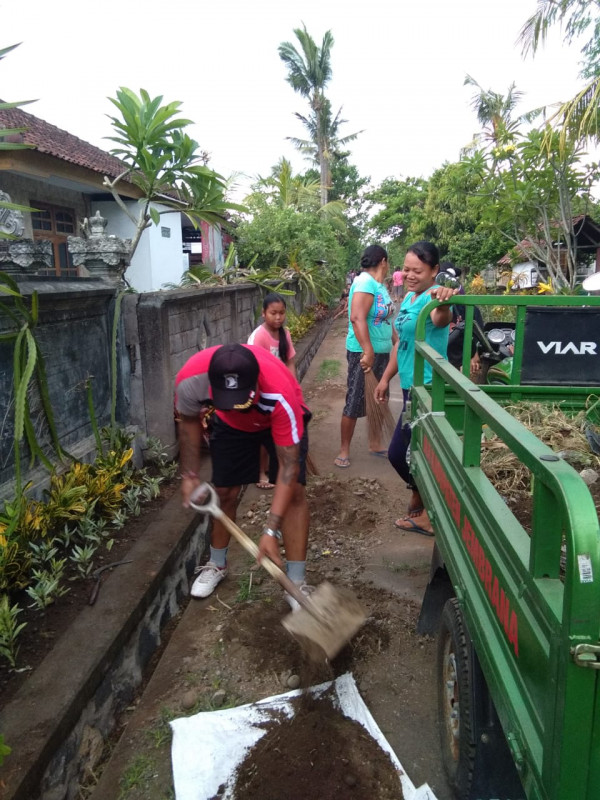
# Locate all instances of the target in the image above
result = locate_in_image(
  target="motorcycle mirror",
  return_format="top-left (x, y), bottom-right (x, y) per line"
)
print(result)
top-left (435, 271), bottom-right (461, 289)
top-left (582, 272), bottom-right (600, 292)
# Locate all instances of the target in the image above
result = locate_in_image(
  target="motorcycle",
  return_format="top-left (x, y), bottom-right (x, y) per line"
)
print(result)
top-left (476, 323), bottom-right (515, 384)
top-left (435, 271), bottom-right (515, 385)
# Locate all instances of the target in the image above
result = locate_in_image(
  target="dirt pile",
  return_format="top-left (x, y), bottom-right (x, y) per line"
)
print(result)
top-left (225, 691), bottom-right (403, 800)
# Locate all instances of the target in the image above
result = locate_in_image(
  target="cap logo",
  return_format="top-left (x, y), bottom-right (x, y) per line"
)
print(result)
top-left (224, 373), bottom-right (239, 389)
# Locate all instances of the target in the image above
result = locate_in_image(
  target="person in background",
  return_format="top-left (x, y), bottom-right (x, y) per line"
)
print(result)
top-left (248, 293), bottom-right (297, 489)
top-left (392, 266), bottom-right (404, 302)
top-left (374, 241), bottom-right (458, 535)
top-left (175, 343), bottom-right (312, 608)
top-left (439, 262), bottom-right (485, 373)
top-left (335, 244), bottom-right (395, 468)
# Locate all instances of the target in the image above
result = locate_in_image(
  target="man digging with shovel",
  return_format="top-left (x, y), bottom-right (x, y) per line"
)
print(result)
top-left (175, 343), bottom-right (313, 609)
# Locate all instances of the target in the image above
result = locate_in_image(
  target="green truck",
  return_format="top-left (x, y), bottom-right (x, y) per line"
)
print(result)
top-left (410, 294), bottom-right (600, 800)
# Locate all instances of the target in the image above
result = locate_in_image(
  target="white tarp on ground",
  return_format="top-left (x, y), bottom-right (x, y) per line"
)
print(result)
top-left (170, 672), bottom-right (438, 800)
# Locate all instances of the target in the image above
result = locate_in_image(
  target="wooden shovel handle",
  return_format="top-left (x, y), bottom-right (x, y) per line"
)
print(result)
top-left (213, 508), bottom-right (312, 610)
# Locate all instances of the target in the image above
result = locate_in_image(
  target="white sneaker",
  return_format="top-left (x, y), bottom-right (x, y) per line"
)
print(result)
top-left (285, 582), bottom-right (315, 613)
top-left (190, 562), bottom-right (228, 598)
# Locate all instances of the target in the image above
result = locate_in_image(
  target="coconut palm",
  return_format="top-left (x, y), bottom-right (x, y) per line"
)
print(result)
top-left (463, 75), bottom-right (524, 155)
top-left (250, 157), bottom-right (346, 228)
top-left (519, 1), bottom-right (600, 145)
top-left (278, 25), bottom-right (334, 206)
top-left (287, 97), bottom-right (363, 194)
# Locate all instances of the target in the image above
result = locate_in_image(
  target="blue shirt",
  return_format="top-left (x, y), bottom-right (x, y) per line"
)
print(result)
top-left (395, 289), bottom-right (449, 387)
top-left (346, 272), bottom-right (394, 354)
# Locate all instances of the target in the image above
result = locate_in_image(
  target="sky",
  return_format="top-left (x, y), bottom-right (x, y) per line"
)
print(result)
top-left (2, 0), bottom-right (589, 199)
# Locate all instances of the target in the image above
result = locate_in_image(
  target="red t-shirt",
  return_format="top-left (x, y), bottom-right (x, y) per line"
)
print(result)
top-left (175, 345), bottom-right (307, 446)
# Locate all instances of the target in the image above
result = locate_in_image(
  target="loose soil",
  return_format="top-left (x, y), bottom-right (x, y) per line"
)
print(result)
top-left (92, 472), bottom-right (436, 800)
top-left (227, 691), bottom-right (403, 800)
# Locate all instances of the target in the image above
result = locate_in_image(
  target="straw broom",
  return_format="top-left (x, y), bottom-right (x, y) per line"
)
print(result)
top-left (364, 369), bottom-right (397, 448)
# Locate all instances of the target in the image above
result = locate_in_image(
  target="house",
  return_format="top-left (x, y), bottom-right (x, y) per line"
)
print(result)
top-left (0, 106), bottom-right (227, 290)
top-left (497, 215), bottom-right (600, 288)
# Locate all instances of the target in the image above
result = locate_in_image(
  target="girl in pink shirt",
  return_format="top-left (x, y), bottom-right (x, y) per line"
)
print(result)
top-left (248, 293), bottom-right (297, 487)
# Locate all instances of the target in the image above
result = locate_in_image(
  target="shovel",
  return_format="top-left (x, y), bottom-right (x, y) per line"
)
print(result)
top-left (189, 482), bottom-right (367, 662)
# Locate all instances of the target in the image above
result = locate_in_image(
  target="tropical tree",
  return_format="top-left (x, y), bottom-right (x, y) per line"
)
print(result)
top-left (278, 25), bottom-right (335, 205)
top-left (301, 153), bottom-right (370, 272)
top-left (463, 74), bottom-right (525, 153)
top-left (248, 157), bottom-right (347, 230)
top-left (104, 87), bottom-right (245, 274)
top-left (234, 202), bottom-right (345, 297)
top-left (288, 97), bottom-right (362, 197)
top-left (250, 157), bottom-right (324, 211)
top-left (411, 162), bottom-right (509, 269)
top-left (519, 1), bottom-right (600, 143)
top-left (462, 125), bottom-right (600, 289)
top-left (520, 0), bottom-right (600, 80)
top-left (366, 176), bottom-right (430, 263)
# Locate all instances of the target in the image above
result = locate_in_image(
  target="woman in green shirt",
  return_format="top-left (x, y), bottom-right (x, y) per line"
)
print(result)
top-left (374, 241), bottom-right (458, 533)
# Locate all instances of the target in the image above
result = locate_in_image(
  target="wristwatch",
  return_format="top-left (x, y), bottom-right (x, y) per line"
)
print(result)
top-left (263, 527), bottom-right (283, 541)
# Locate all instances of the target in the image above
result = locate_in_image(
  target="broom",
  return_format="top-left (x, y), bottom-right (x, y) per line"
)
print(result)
top-left (364, 369), bottom-right (397, 449)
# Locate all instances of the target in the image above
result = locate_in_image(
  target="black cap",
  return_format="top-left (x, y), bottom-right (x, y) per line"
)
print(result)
top-left (208, 344), bottom-right (259, 410)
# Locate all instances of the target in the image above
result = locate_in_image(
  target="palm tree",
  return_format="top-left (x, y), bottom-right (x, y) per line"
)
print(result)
top-left (463, 74), bottom-right (524, 153)
top-left (519, 1), bottom-right (600, 145)
top-left (257, 157), bottom-right (321, 210)
top-left (278, 24), bottom-right (334, 205)
top-left (251, 157), bottom-right (347, 228)
top-left (287, 97), bottom-right (363, 194)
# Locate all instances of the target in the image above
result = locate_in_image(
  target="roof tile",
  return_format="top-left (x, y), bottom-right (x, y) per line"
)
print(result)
top-left (0, 105), bottom-right (127, 180)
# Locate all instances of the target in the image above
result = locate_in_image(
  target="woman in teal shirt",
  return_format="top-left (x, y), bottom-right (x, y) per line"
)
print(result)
top-left (335, 244), bottom-right (395, 468)
top-left (374, 241), bottom-right (458, 533)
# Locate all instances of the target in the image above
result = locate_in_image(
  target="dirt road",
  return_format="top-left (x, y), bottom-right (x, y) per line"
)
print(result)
top-left (87, 317), bottom-right (452, 800)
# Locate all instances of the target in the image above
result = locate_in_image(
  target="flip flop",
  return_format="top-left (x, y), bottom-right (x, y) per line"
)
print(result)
top-left (256, 481), bottom-right (275, 490)
top-left (394, 516), bottom-right (434, 537)
top-left (334, 456), bottom-right (351, 468)
top-left (369, 450), bottom-right (388, 458)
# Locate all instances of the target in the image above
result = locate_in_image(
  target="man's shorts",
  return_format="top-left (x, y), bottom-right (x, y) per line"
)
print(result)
top-left (209, 415), bottom-right (309, 488)
top-left (343, 351), bottom-right (390, 418)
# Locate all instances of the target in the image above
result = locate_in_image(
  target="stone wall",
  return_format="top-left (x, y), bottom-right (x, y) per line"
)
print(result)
top-left (0, 280), bottom-right (305, 497)
top-left (0, 279), bottom-right (119, 494)
top-left (124, 283), bottom-right (306, 455)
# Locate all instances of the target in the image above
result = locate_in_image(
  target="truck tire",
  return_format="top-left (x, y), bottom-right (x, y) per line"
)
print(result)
top-left (437, 598), bottom-right (476, 799)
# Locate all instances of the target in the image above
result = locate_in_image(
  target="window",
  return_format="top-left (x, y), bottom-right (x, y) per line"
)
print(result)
top-left (31, 203), bottom-right (78, 277)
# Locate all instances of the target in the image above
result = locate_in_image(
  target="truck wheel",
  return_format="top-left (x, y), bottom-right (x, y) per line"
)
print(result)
top-left (437, 598), bottom-right (476, 799)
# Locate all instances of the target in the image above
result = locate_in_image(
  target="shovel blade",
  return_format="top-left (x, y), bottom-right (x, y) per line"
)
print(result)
top-left (281, 581), bottom-right (367, 662)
